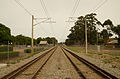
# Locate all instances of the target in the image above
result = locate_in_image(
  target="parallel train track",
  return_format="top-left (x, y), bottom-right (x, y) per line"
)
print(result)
top-left (61, 46), bottom-right (118, 79)
top-left (1, 46), bottom-right (118, 79)
top-left (1, 47), bottom-right (57, 79)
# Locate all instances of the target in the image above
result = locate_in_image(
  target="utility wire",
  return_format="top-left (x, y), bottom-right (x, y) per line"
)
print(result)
top-left (39, 0), bottom-right (49, 17)
top-left (34, 20), bottom-right (49, 36)
top-left (61, 0), bottom-right (81, 42)
top-left (71, 0), bottom-right (81, 16)
top-left (14, 0), bottom-right (49, 38)
top-left (39, 0), bottom-right (56, 37)
top-left (14, 0), bottom-right (32, 16)
top-left (91, 0), bottom-right (108, 12)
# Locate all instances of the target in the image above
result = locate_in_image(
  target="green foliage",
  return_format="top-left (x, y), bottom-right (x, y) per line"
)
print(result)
top-left (112, 25), bottom-right (120, 45)
top-left (0, 51), bottom-right (19, 60)
top-left (0, 46), bottom-right (13, 52)
top-left (0, 23), bottom-right (58, 45)
top-left (0, 23), bottom-right (11, 44)
top-left (65, 13), bottom-right (119, 46)
top-left (34, 47), bottom-right (44, 52)
top-left (66, 13), bottom-right (99, 45)
top-left (15, 35), bottom-right (31, 45)
top-left (100, 29), bottom-right (109, 45)
top-left (24, 49), bottom-right (31, 53)
top-left (37, 37), bottom-right (45, 44)
top-left (37, 37), bottom-right (58, 45)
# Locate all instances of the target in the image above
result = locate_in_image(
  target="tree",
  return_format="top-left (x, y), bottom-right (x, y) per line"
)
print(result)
top-left (0, 23), bottom-right (11, 44)
top-left (112, 25), bottom-right (120, 45)
top-left (66, 13), bottom-right (101, 45)
top-left (37, 37), bottom-right (44, 44)
top-left (44, 37), bottom-right (58, 44)
top-left (103, 19), bottom-right (114, 30)
top-left (100, 29), bottom-right (109, 45)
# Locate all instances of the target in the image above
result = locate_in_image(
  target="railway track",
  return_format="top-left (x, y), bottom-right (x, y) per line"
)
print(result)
top-left (1, 46), bottom-right (57, 79)
top-left (61, 46), bottom-right (118, 79)
top-left (1, 46), bottom-right (118, 79)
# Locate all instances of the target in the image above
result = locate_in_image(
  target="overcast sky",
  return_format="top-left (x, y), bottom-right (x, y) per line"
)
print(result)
top-left (0, 0), bottom-right (120, 42)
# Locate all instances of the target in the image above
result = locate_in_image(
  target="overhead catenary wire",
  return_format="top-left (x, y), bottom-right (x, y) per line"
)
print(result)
top-left (39, 0), bottom-right (49, 18)
top-left (60, 0), bottom-right (81, 42)
top-left (39, 0), bottom-right (56, 38)
top-left (71, 0), bottom-right (81, 16)
top-left (14, 0), bottom-right (50, 39)
top-left (14, 0), bottom-right (32, 16)
top-left (34, 20), bottom-right (48, 35)
top-left (92, 0), bottom-right (108, 12)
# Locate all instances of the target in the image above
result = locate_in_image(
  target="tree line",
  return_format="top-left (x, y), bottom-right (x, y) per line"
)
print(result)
top-left (65, 13), bottom-right (120, 45)
top-left (0, 23), bottom-right (58, 45)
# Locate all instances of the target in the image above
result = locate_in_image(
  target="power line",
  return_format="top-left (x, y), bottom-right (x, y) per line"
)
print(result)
top-left (61, 0), bottom-right (81, 42)
top-left (71, 0), bottom-right (81, 16)
top-left (91, 0), bottom-right (108, 12)
top-left (14, 0), bottom-right (32, 16)
top-left (39, 0), bottom-right (49, 17)
top-left (39, 0), bottom-right (56, 38)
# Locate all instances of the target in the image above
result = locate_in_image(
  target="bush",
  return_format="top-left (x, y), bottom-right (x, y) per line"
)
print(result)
top-left (0, 51), bottom-right (19, 60)
top-left (34, 47), bottom-right (44, 52)
top-left (24, 49), bottom-right (31, 53)
top-left (24, 48), bottom-right (44, 53)
top-left (0, 46), bottom-right (13, 52)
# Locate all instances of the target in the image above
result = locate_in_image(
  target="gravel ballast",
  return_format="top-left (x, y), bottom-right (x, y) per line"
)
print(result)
top-left (0, 47), bottom-right (54, 78)
top-left (64, 47), bottom-right (120, 78)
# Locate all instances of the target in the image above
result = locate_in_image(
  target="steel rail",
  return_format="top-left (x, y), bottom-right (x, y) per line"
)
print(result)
top-left (30, 47), bottom-right (57, 79)
top-left (1, 47), bottom-right (57, 79)
top-left (61, 46), bottom-right (118, 79)
top-left (61, 47), bottom-right (86, 79)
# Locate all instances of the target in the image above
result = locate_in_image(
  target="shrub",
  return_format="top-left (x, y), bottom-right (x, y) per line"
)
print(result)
top-left (24, 49), bottom-right (31, 53)
top-left (37, 47), bottom-right (44, 51)
top-left (0, 46), bottom-right (13, 52)
top-left (0, 51), bottom-right (19, 60)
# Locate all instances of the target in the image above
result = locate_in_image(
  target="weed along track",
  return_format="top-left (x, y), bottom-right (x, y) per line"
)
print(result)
top-left (1, 46), bottom-right (118, 79)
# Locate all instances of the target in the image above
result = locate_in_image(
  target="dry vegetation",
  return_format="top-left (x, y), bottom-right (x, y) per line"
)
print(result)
top-left (66, 46), bottom-right (120, 69)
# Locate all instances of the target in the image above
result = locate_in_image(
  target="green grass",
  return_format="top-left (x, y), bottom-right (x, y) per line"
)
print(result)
top-left (104, 52), bottom-right (120, 56)
top-left (65, 46), bottom-right (85, 53)
top-left (0, 46), bottom-right (13, 52)
top-left (65, 46), bottom-right (120, 56)
top-left (0, 51), bottom-right (19, 60)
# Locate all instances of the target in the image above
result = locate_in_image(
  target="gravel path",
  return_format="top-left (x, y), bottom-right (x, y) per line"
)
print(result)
top-left (36, 46), bottom-right (81, 79)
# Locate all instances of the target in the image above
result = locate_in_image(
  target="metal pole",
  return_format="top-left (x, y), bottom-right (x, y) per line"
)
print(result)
top-left (8, 41), bottom-right (10, 64)
top-left (85, 18), bottom-right (88, 54)
top-left (32, 15), bottom-right (34, 53)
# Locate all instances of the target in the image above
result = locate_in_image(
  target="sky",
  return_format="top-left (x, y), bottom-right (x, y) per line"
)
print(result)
top-left (0, 0), bottom-right (120, 42)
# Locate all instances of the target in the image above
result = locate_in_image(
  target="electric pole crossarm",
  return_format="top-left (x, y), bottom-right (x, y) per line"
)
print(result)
top-left (34, 20), bottom-right (56, 26)
top-left (34, 18), bottom-right (51, 20)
